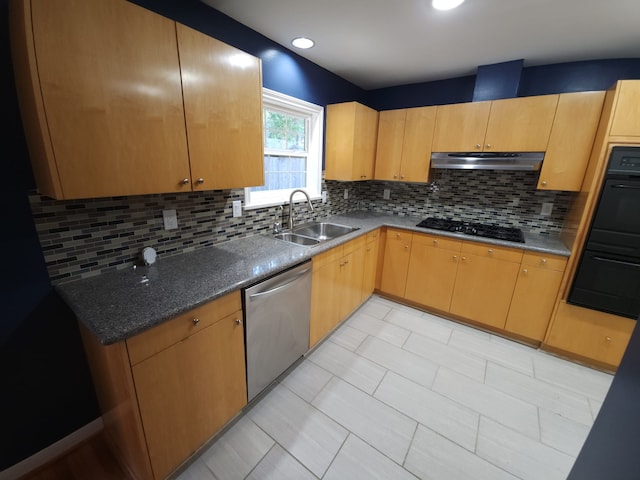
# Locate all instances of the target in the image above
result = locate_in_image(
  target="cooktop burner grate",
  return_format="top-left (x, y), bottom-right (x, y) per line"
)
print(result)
top-left (416, 217), bottom-right (525, 243)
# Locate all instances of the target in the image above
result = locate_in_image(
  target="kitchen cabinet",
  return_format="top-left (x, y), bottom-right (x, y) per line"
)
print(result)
top-left (310, 235), bottom-right (367, 346)
top-left (379, 228), bottom-right (413, 298)
top-left (432, 95), bottom-right (558, 152)
top-left (609, 80), bottom-right (640, 138)
top-left (176, 24), bottom-right (263, 191)
top-left (361, 229), bottom-right (381, 302)
top-left (80, 291), bottom-right (246, 480)
top-left (10, 0), bottom-right (263, 199)
top-left (537, 91), bottom-right (606, 191)
top-left (544, 301), bottom-right (635, 369)
top-left (374, 106), bottom-right (437, 182)
top-left (449, 242), bottom-right (523, 329)
top-left (404, 233), bottom-right (462, 312)
top-left (504, 252), bottom-right (567, 341)
top-left (325, 102), bottom-right (379, 181)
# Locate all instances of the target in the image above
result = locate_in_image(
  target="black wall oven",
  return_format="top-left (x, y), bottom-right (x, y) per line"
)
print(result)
top-left (568, 146), bottom-right (640, 320)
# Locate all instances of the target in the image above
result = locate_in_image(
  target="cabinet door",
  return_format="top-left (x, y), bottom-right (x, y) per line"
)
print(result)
top-left (380, 228), bottom-right (412, 298)
top-left (131, 312), bottom-right (247, 479)
top-left (609, 80), bottom-right (640, 137)
top-left (30, 0), bottom-right (191, 199)
top-left (450, 252), bottom-right (520, 329)
top-left (505, 266), bottom-right (563, 341)
top-left (484, 95), bottom-right (558, 151)
top-left (432, 101), bottom-right (491, 152)
top-left (361, 231), bottom-right (380, 302)
top-left (310, 252), bottom-right (342, 347)
top-left (375, 109), bottom-right (406, 181)
top-left (177, 23), bottom-right (263, 190)
top-left (537, 91), bottom-right (605, 191)
top-left (325, 102), bottom-right (378, 181)
top-left (405, 235), bottom-right (461, 312)
top-left (341, 244), bottom-right (366, 318)
top-left (401, 106), bottom-right (437, 182)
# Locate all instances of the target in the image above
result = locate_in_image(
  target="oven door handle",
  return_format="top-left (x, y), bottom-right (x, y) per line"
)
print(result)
top-left (593, 256), bottom-right (640, 268)
top-left (611, 184), bottom-right (640, 190)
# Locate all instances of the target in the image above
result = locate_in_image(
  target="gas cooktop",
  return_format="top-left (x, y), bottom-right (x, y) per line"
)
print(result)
top-left (416, 217), bottom-right (525, 243)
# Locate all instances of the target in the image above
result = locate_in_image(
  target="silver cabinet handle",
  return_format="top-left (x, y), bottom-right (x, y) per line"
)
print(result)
top-left (181, 178), bottom-right (190, 185)
top-left (541, 180), bottom-right (548, 187)
top-left (192, 318), bottom-right (200, 326)
top-left (235, 318), bottom-right (242, 326)
top-left (196, 178), bottom-right (205, 185)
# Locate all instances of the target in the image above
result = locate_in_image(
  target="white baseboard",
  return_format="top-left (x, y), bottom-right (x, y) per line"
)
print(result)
top-left (0, 418), bottom-right (104, 480)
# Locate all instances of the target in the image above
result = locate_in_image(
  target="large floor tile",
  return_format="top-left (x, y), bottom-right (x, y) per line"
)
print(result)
top-left (328, 324), bottom-right (368, 351)
top-left (281, 358), bottom-right (333, 403)
top-left (248, 385), bottom-right (347, 477)
top-left (403, 331), bottom-right (487, 382)
top-left (539, 409), bottom-right (591, 457)
top-left (312, 377), bottom-right (417, 464)
top-left (404, 425), bottom-right (519, 480)
top-left (346, 311), bottom-right (411, 347)
top-left (374, 372), bottom-right (479, 452)
top-left (356, 336), bottom-right (438, 388)
top-left (449, 329), bottom-right (534, 375)
top-left (175, 458), bottom-right (216, 480)
top-left (246, 444), bottom-right (318, 480)
top-left (477, 417), bottom-right (575, 480)
top-left (433, 367), bottom-right (540, 439)
top-left (358, 297), bottom-right (393, 319)
top-left (533, 352), bottom-right (614, 401)
top-left (308, 340), bottom-right (386, 394)
top-left (485, 362), bottom-right (594, 426)
top-left (199, 416), bottom-right (273, 480)
top-left (384, 308), bottom-right (453, 344)
top-left (324, 434), bottom-right (417, 480)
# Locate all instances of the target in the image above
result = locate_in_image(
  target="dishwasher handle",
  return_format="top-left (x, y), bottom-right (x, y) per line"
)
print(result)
top-left (248, 267), bottom-right (311, 300)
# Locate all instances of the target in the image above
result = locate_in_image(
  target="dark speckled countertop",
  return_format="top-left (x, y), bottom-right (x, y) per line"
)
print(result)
top-left (58, 211), bottom-right (571, 345)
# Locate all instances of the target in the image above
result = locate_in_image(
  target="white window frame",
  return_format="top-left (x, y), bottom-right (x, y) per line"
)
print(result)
top-left (244, 88), bottom-right (324, 210)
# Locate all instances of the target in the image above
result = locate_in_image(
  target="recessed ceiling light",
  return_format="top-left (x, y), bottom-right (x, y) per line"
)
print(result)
top-left (291, 37), bottom-right (315, 49)
top-left (432, 0), bottom-right (465, 10)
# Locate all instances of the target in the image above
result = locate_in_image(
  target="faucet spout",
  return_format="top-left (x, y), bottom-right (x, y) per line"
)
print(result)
top-left (288, 189), bottom-right (314, 230)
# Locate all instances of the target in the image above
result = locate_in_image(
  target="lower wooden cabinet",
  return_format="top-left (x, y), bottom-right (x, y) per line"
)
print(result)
top-left (361, 229), bottom-right (381, 302)
top-left (405, 233), bottom-right (461, 311)
top-left (310, 235), bottom-right (367, 347)
top-left (544, 301), bottom-right (635, 369)
top-left (449, 243), bottom-right (522, 330)
top-left (80, 291), bottom-right (246, 480)
top-left (504, 252), bottom-right (567, 341)
top-left (380, 228), bottom-right (412, 297)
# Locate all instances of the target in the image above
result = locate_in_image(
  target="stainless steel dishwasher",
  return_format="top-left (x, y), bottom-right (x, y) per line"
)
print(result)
top-left (243, 260), bottom-right (312, 401)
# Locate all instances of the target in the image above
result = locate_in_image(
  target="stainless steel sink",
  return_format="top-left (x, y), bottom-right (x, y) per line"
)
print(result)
top-left (273, 232), bottom-right (320, 246)
top-left (272, 221), bottom-right (359, 246)
top-left (292, 221), bottom-right (359, 241)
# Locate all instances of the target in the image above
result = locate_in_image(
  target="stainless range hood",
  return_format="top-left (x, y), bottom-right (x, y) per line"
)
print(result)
top-left (431, 152), bottom-right (544, 171)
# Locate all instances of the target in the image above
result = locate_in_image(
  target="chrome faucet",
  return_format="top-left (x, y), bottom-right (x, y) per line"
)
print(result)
top-left (288, 189), bottom-right (314, 230)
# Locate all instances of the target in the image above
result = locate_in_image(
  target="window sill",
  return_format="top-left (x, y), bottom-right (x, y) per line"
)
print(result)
top-left (243, 196), bottom-right (322, 211)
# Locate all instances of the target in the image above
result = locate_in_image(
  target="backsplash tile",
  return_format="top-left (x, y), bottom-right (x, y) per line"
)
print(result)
top-left (29, 170), bottom-right (573, 285)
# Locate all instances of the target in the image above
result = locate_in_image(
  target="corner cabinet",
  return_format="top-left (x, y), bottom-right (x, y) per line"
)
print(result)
top-left (374, 106), bottom-right (437, 182)
top-left (325, 102), bottom-right (379, 181)
top-left (80, 292), bottom-right (247, 480)
top-left (9, 0), bottom-right (263, 199)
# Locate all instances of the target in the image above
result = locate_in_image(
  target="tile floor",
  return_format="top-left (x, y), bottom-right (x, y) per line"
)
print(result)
top-left (176, 295), bottom-right (614, 480)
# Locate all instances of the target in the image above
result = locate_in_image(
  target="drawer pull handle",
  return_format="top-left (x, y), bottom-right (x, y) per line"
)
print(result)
top-left (488, 249), bottom-right (493, 254)
top-left (605, 336), bottom-right (612, 342)
top-left (433, 239), bottom-right (438, 245)
top-left (236, 319), bottom-right (242, 326)
top-left (523, 269), bottom-right (528, 274)
top-left (541, 258), bottom-right (547, 264)
top-left (192, 318), bottom-right (200, 326)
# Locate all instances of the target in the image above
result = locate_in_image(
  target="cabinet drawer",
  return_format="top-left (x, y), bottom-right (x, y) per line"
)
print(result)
top-left (412, 232), bottom-right (462, 251)
top-left (313, 245), bottom-right (343, 270)
top-left (127, 291), bottom-right (242, 365)
top-left (545, 301), bottom-right (635, 368)
top-left (366, 229), bottom-right (380, 243)
top-left (461, 241), bottom-right (523, 263)
top-left (521, 252), bottom-right (567, 271)
top-left (342, 234), bottom-right (366, 254)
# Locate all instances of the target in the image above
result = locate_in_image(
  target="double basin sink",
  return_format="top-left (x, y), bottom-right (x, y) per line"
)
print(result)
top-left (273, 221), bottom-right (360, 246)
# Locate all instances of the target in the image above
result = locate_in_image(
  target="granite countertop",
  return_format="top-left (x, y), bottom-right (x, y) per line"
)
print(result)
top-left (58, 211), bottom-right (571, 345)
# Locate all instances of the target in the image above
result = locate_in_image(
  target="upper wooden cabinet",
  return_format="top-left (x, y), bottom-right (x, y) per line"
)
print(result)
top-left (10, 0), bottom-right (263, 199)
top-left (177, 24), bottom-right (263, 191)
top-left (537, 91), bottom-right (605, 191)
top-left (375, 106), bottom-right (437, 182)
top-left (609, 80), bottom-right (640, 138)
top-left (325, 102), bottom-right (379, 181)
top-left (433, 95), bottom-right (559, 152)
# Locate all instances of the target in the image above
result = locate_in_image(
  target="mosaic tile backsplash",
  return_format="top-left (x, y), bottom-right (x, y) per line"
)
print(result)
top-left (29, 170), bottom-right (573, 284)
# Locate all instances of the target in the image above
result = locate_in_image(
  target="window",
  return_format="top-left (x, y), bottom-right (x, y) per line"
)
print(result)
top-left (244, 88), bottom-right (323, 209)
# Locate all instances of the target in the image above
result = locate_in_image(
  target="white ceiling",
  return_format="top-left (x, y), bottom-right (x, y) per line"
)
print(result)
top-left (200, 0), bottom-right (640, 90)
